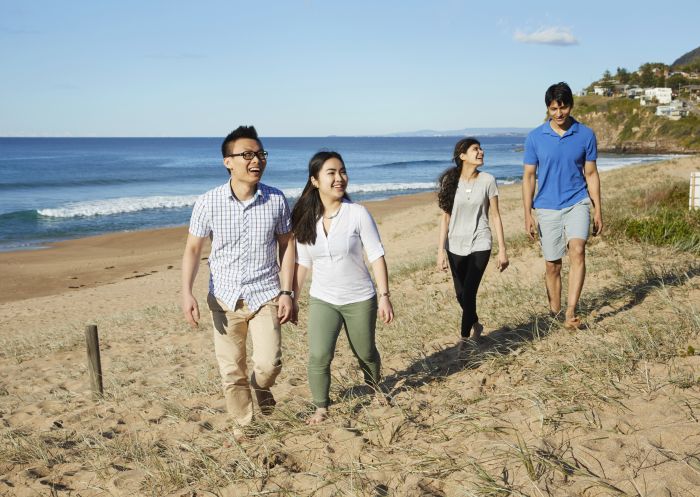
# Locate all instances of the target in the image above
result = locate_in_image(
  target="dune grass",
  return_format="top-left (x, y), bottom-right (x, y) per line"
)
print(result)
top-left (1, 172), bottom-right (699, 495)
top-left (1, 237), bottom-right (697, 496)
top-left (606, 179), bottom-right (700, 254)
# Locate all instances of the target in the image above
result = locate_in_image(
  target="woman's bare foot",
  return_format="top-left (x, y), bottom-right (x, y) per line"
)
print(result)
top-left (306, 407), bottom-right (328, 425)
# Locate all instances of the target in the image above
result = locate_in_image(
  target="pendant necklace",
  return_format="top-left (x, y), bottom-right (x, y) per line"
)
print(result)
top-left (324, 208), bottom-right (341, 219)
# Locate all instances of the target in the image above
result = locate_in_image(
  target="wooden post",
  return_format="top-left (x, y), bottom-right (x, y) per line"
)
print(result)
top-left (85, 325), bottom-right (104, 399)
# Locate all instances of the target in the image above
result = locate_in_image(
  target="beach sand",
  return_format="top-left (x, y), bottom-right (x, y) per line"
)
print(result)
top-left (1, 157), bottom-right (699, 496)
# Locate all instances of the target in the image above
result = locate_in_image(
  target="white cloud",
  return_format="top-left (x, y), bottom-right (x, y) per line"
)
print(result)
top-left (514, 26), bottom-right (578, 46)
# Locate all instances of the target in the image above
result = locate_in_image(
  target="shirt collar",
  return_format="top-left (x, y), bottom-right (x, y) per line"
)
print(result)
top-left (541, 117), bottom-right (579, 137)
top-left (222, 181), bottom-right (265, 203)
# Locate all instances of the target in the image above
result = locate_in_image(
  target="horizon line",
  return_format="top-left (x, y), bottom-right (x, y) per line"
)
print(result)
top-left (0, 130), bottom-right (532, 139)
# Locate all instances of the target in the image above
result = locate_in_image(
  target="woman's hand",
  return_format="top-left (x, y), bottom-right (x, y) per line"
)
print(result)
top-left (277, 294), bottom-right (293, 324)
top-left (437, 249), bottom-right (449, 272)
top-left (497, 252), bottom-right (509, 272)
top-left (378, 295), bottom-right (394, 324)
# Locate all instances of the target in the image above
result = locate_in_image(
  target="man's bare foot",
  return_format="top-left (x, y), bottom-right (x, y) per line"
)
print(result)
top-left (564, 316), bottom-right (582, 329)
top-left (306, 407), bottom-right (328, 425)
top-left (564, 307), bottom-right (582, 329)
top-left (549, 309), bottom-right (563, 321)
top-left (471, 322), bottom-right (484, 340)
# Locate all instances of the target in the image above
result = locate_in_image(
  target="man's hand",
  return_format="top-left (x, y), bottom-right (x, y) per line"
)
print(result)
top-left (277, 294), bottom-right (293, 324)
top-left (524, 213), bottom-right (537, 241)
top-left (593, 210), bottom-right (604, 236)
top-left (182, 293), bottom-right (200, 328)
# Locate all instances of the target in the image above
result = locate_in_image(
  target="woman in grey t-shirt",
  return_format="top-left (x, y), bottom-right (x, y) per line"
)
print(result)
top-left (437, 137), bottom-right (509, 346)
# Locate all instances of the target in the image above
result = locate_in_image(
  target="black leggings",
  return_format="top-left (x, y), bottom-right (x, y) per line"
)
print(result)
top-left (447, 250), bottom-right (491, 338)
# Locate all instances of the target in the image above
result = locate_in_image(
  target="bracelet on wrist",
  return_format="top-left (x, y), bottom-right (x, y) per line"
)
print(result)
top-left (378, 291), bottom-right (390, 298)
top-left (279, 290), bottom-right (294, 298)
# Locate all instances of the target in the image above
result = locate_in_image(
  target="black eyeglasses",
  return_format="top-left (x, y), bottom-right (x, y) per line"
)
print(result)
top-left (226, 150), bottom-right (268, 161)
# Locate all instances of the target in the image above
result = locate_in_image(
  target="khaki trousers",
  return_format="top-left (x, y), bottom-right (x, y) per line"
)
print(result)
top-left (207, 293), bottom-right (282, 426)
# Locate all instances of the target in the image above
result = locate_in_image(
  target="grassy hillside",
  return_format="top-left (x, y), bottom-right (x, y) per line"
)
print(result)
top-left (575, 95), bottom-right (700, 153)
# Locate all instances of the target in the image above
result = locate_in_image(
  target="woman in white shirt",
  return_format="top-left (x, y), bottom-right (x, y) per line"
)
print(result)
top-left (291, 151), bottom-right (394, 425)
top-left (437, 138), bottom-right (509, 347)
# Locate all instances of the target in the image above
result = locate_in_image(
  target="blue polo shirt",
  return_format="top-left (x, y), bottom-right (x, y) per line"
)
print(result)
top-left (523, 118), bottom-right (597, 210)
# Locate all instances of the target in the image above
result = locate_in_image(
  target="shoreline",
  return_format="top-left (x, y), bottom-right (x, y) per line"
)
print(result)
top-left (1, 152), bottom-right (686, 254)
top-left (0, 191), bottom-right (436, 304)
top-left (1, 147), bottom-right (687, 255)
top-left (1, 154), bottom-right (696, 305)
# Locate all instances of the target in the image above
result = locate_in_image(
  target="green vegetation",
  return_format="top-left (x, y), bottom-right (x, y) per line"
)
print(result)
top-left (574, 95), bottom-right (700, 151)
top-left (607, 181), bottom-right (700, 254)
top-left (658, 114), bottom-right (700, 148)
top-left (575, 95), bottom-right (648, 114)
top-left (589, 60), bottom-right (700, 91)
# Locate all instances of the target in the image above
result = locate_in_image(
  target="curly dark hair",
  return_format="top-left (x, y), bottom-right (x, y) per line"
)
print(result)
top-left (437, 137), bottom-right (480, 213)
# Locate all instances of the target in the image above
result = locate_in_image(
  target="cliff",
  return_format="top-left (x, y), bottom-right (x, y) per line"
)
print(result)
top-left (574, 96), bottom-right (700, 153)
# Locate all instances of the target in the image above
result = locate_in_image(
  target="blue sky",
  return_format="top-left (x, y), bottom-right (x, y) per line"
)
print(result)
top-left (1, 0), bottom-right (698, 137)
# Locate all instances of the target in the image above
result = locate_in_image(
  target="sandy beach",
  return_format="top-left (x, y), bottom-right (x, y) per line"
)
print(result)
top-left (1, 156), bottom-right (699, 496)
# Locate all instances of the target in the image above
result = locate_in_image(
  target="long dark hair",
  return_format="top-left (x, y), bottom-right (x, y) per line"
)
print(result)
top-left (292, 151), bottom-right (351, 245)
top-left (437, 137), bottom-right (480, 213)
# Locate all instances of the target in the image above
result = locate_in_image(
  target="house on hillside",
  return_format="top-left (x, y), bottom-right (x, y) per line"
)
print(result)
top-left (613, 84), bottom-right (630, 96)
top-left (681, 84), bottom-right (700, 101)
top-left (643, 87), bottom-right (673, 104)
top-left (593, 86), bottom-right (611, 96)
top-left (626, 87), bottom-right (645, 98)
top-left (656, 100), bottom-right (689, 120)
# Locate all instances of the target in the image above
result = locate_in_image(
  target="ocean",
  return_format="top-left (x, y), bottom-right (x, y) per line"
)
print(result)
top-left (0, 136), bottom-right (677, 252)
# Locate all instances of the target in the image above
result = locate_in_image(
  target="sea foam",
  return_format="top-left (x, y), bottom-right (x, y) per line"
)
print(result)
top-left (36, 182), bottom-right (439, 218)
top-left (38, 196), bottom-right (198, 218)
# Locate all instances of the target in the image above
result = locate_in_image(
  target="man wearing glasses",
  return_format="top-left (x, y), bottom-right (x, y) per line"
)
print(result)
top-left (181, 125), bottom-right (294, 439)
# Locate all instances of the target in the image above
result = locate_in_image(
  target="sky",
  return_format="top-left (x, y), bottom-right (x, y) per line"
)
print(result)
top-left (1, 0), bottom-right (698, 137)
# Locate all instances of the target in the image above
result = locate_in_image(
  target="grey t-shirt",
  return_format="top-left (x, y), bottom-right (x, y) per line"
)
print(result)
top-left (446, 172), bottom-right (499, 256)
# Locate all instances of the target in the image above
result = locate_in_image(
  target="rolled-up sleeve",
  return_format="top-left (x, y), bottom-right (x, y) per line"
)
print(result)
top-left (358, 206), bottom-right (385, 263)
top-left (296, 239), bottom-right (313, 268)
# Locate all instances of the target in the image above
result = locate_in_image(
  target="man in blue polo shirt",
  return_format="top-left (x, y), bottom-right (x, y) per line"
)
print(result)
top-left (522, 82), bottom-right (603, 329)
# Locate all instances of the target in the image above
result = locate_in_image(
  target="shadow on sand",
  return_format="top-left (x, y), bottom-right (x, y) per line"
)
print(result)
top-left (338, 262), bottom-right (700, 400)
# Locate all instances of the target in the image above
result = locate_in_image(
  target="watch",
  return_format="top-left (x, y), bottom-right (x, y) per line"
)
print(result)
top-left (279, 290), bottom-right (294, 298)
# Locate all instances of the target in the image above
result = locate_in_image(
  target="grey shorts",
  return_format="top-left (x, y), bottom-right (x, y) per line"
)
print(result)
top-left (536, 198), bottom-right (591, 261)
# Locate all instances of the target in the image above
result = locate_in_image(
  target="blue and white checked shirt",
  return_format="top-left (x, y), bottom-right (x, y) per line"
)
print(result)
top-left (189, 181), bottom-right (292, 311)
